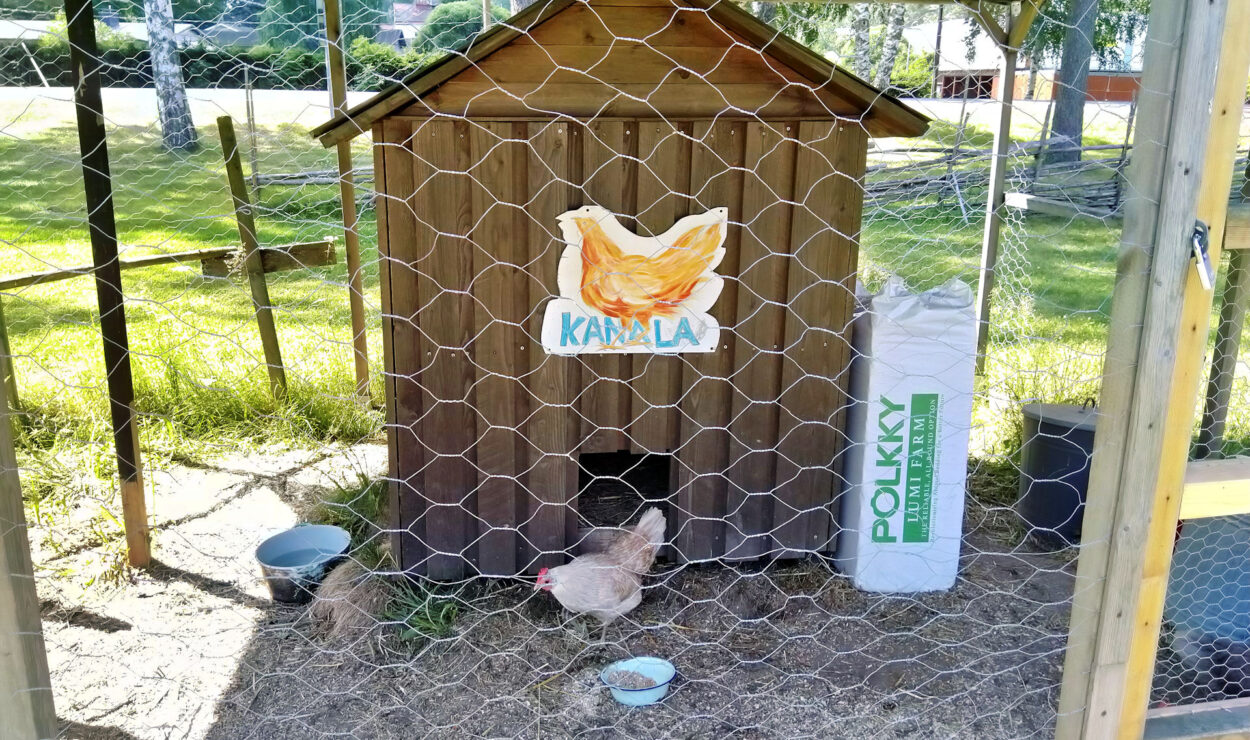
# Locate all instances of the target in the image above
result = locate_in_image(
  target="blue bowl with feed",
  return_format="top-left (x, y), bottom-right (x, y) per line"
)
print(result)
top-left (600, 656), bottom-right (676, 706)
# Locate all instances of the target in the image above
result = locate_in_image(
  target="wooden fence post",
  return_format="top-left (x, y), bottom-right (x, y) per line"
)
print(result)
top-left (1054, 0), bottom-right (1250, 736)
top-left (1196, 159), bottom-right (1250, 459)
top-left (973, 47), bottom-right (1016, 374)
top-left (216, 116), bottom-right (288, 400)
top-left (969, 1), bottom-right (1044, 374)
top-left (1, 375), bottom-right (56, 740)
top-left (0, 297), bottom-right (18, 411)
top-left (65, 0), bottom-right (150, 568)
top-left (323, 0), bottom-right (371, 399)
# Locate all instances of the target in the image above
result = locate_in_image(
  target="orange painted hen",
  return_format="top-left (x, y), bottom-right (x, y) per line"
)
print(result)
top-left (557, 206), bottom-right (727, 327)
top-left (534, 507), bottom-right (666, 626)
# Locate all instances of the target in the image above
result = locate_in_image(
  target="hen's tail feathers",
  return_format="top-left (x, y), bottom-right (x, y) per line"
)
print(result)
top-left (634, 507), bottom-right (666, 547)
top-left (607, 507), bottom-right (666, 574)
top-left (670, 222), bottom-right (723, 261)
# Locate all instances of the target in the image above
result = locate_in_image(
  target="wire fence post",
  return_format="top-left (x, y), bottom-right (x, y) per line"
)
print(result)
top-left (216, 116), bottom-right (288, 400)
top-left (322, 0), bottom-right (371, 399)
top-left (64, 0), bottom-right (150, 568)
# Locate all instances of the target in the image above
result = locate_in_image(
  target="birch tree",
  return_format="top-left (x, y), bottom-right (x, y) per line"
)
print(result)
top-left (850, 5), bottom-right (870, 79)
top-left (144, 0), bottom-right (197, 152)
top-left (873, 4), bottom-right (906, 90)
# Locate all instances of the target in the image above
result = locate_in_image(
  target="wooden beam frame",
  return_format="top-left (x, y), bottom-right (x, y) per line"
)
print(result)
top-left (1055, 1), bottom-right (1250, 736)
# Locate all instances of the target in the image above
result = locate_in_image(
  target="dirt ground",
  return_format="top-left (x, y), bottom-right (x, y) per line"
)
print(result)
top-left (33, 443), bottom-right (1076, 739)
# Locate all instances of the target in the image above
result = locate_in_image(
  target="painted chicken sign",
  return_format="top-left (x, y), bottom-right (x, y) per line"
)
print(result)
top-left (541, 206), bottom-right (729, 354)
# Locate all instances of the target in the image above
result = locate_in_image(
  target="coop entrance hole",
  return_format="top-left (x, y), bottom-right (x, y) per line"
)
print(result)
top-left (575, 451), bottom-right (672, 531)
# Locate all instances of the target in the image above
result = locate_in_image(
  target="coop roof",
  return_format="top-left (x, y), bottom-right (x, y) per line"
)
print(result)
top-left (311, 0), bottom-right (929, 145)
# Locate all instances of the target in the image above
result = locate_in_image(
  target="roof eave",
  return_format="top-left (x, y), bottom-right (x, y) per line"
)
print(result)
top-left (311, 0), bottom-right (930, 146)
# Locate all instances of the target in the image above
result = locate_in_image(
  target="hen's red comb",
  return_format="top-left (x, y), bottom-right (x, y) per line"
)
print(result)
top-left (537, 567), bottom-right (548, 577)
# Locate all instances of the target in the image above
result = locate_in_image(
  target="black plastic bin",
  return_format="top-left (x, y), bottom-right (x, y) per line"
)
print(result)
top-left (1018, 402), bottom-right (1098, 546)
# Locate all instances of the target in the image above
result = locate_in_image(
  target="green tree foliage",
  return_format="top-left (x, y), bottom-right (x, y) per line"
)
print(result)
top-left (346, 36), bottom-right (436, 88)
top-left (260, 0), bottom-right (389, 48)
top-left (416, 0), bottom-right (508, 53)
top-left (1021, 0), bottom-right (1149, 68)
top-left (753, 2), bottom-right (847, 48)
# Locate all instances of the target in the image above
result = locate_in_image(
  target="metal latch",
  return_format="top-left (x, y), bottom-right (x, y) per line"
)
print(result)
top-left (1192, 220), bottom-right (1213, 291)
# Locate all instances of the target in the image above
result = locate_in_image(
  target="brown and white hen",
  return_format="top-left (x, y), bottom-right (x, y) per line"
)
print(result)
top-left (534, 507), bottom-right (666, 627)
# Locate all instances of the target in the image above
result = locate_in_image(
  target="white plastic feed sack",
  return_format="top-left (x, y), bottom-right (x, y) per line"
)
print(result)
top-left (835, 278), bottom-right (977, 593)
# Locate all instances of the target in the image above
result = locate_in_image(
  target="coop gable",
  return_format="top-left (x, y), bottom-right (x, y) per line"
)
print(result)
top-left (311, 0), bottom-right (928, 144)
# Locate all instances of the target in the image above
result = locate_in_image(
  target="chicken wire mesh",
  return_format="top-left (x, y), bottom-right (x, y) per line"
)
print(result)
top-left (0, 0), bottom-right (1247, 737)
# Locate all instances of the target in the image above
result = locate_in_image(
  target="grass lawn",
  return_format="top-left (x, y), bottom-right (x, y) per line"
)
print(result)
top-left (1, 90), bottom-right (1246, 571)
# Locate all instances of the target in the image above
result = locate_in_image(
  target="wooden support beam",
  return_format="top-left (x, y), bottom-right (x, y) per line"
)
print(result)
top-left (1054, 1), bottom-right (1250, 736)
top-left (199, 240), bottom-right (337, 278)
top-left (1144, 697), bottom-right (1250, 740)
top-left (1224, 204), bottom-right (1250, 249)
top-left (1004, 191), bottom-right (1114, 220)
top-left (0, 298), bottom-right (17, 411)
top-left (65, 0), bottom-right (150, 569)
top-left (322, 0), bottom-right (371, 399)
top-left (972, 1), bottom-right (1045, 373)
top-left (1007, 0), bottom-right (1044, 49)
top-left (964, 1), bottom-right (1007, 45)
top-left (0, 241), bottom-right (337, 292)
top-left (974, 45), bottom-right (1016, 373)
top-left (1179, 458), bottom-right (1250, 520)
top-left (1196, 244), bottom-right (1248, 458)
top-left (1198, 165), bottom-right (1250, 458)
top-left (217, 116), bottom-right (288, 401)
top-left (0, 379), bottom-right (56, 740)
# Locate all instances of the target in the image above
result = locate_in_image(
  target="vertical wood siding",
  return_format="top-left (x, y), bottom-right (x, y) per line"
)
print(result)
top-left (381, 118), bottom-right (866, 578)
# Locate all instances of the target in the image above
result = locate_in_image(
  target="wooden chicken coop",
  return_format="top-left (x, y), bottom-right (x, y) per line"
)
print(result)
top-left (313, 0), bottom-right (928, 579)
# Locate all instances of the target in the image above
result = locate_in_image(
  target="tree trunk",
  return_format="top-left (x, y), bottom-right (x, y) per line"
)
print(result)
top-left (144, 0), bottom-right (197, 152)
top-left (1045, 0), bottom-right (1098, 165)
top-left (850, 6), bottom-right (871, 80)
top-left (510, 0), bottom-right (535, 15)
top-left (874, 4), bottom-right (905, 90)
top-left (753, 1), bottom-right (777, 25)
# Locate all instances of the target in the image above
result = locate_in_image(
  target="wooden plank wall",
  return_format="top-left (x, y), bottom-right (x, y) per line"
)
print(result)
top-left (674, 119), bottom-right (745, 561)
top-left (380, 118), bottom-right (864, 577)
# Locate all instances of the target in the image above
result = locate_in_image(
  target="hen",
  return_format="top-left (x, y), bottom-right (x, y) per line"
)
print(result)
top-left (557, 206), bottom-right (727, 327)
top-left (535, 507), bottom-right (666, 627)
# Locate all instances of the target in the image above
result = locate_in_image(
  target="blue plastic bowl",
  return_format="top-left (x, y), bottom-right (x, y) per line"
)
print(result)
top-left (600, 657), bottom-right (676, 706)
top-left (255, 524), bottom-right (351, 603)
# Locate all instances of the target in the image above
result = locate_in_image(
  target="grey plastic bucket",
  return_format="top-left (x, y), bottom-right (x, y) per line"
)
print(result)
top-left (1018, 402), bottom-right (1097, 547)
top-left (255, 524), bottom-right (351, 603)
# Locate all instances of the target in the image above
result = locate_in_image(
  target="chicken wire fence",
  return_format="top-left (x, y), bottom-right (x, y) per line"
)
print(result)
top-left (0, 0), bottom-right (1247, 737)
